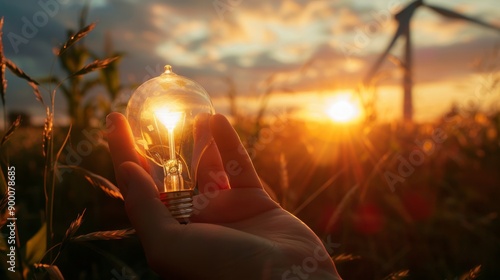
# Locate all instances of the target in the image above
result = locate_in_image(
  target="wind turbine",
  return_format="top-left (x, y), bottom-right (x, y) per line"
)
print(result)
top-left (364, 0), bottom-right (500, 122)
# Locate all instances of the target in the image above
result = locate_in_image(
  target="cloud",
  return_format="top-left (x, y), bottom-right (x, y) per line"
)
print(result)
top-left (1, 0), bottom-right (499, 123)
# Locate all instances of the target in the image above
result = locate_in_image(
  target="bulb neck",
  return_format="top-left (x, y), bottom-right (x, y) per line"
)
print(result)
top-left (160, 190), bottom-right (193, 223)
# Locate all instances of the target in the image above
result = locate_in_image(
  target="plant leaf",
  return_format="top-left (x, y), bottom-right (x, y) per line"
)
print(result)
top-left (4, 58), bottom-right (39, 85)
top-left (71, 56), bottom-right (119, 77)
top-left (58, 165), bottom-right (123, 200)
top-left (57, 22), bottom-right (96, 56)
top-left (1, 115), bottom-right (21, 146)
top-left (0, 17), bottom-right (6, 105)
top-left (23, 223), bottom-right (47, 265)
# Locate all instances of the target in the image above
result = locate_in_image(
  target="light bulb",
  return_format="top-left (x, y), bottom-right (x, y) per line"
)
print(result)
top-left (126, 65), bottom-right (215, 222)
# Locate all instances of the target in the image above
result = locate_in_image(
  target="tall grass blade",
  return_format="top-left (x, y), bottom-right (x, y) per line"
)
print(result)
top-left (57, 22), bottom-right (96, 56)
top-left (71, 57), bottom-right (119, 77)
top-left (1, 115), bottom-right (21, 146)
top-left (71, 228), bottom-right (135, 242)
top-left (293, 168), bottom-right (346, 215)
top-left (4, 58), bottom-right (39, 85)
top-left (58, 165), bottom-right (123, 200)
top-left (323, 184), bottom-right (359, 231)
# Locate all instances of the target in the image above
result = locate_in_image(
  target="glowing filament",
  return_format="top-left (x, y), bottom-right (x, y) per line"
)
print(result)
top-left (155, 109), bottom-right (182, 131)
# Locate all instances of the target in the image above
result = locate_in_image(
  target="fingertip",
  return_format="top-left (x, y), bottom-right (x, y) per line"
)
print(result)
top-left (105, 112), bottom-right (125, 133)
top-left (208, 114), bottom-right (262, 189)
top-left (209, 113), bottom-right (231, 132)
top-left (209, 113), bottom-right (240, 150)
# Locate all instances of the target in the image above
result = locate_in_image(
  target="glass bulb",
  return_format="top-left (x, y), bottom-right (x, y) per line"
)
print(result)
top-left (126, 65), bottom-right (215, 222)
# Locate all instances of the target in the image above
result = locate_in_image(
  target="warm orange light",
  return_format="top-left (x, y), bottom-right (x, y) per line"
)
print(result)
top-left (326, 94), bottom-right (362, 123)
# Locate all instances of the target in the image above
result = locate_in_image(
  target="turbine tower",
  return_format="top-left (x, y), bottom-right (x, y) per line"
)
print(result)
top-left (364, 0), bottom-right (500, 122)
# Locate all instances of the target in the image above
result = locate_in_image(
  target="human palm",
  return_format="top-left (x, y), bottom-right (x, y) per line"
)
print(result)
top-left (107, 112), bottom-right (341, 280)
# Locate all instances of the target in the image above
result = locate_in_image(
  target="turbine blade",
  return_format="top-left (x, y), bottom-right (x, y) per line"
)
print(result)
top-left (425, 4), bottom-right (500, 32)
top-left (364, 26), bottom-right (403, 84)
top-left (395, 0), bottom-right (422, 22)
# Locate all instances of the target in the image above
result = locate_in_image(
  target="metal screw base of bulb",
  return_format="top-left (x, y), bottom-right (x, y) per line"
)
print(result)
top-left (160, 190), bottom-right (194, 223)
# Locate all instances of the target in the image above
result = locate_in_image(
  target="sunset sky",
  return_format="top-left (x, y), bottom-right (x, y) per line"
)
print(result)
top-left (1, 0), bottom-right (499, 124)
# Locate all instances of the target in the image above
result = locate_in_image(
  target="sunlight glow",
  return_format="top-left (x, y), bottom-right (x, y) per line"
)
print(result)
top-left (326, 94), bottom-right (362, 123)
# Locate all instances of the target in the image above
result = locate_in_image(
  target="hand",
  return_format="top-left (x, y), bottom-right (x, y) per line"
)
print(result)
top-left (106, 112), bottom-right (341, 280)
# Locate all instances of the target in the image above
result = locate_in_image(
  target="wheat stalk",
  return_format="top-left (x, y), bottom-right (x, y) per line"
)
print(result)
top-left (58, 164), bottom-right (123, 200)
top-left (460, 265), bottom-right (481, 280)
top-left (71, 228), bottom-right (136, 242)
top-left (64, 209), bottom-right (86, 241)
top-left (57, 22), bottom-right (96, 56)
top-left (4, 58), bottom-right (39, 85)
top-left (331, 253), bottom-right (361, 263)
top-left (28, 81), bottom-right (45, 105)
top-left (1, 115), bottom-right (21, 146)
top-left (42, 107), bottom-right (53, 157)
top-left (71, 57), bottom-right (119, 77)
top-left (382, 269), bottom-right (409, 280)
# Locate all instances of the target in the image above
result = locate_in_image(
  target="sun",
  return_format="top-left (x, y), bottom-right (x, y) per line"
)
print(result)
top-left (326, 94), bottom-right (362, 123)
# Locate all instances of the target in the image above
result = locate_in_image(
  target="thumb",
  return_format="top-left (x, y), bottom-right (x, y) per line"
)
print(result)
top-left (117, 162), bottom-right (179, 242)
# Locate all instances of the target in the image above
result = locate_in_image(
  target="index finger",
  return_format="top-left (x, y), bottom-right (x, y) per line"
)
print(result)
top-left (210, 114), bottom-right (262, 189)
